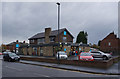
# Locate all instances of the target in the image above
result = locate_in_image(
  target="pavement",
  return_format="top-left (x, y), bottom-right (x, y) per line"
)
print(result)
top-left (20, 60), bottom-right (120, 75)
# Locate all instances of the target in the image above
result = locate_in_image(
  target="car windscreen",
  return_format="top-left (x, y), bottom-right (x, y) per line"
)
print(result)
top-left (80, 53), bottom-right (91, 56)
top-left (59, 53), bottom-right (66, 55)
top-left (9, 53), bottom-right (17, 57)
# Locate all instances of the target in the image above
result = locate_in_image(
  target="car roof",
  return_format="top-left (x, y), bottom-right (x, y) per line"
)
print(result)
top-left (81, 52), bottom-right (90, 53)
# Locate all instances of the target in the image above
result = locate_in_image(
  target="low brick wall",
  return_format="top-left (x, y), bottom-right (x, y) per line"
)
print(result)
top-left (20, 56), bottom-right (120, 69)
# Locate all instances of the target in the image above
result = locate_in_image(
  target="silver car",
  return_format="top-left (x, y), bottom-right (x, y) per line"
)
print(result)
top-left (89, 51), bottom-right (112, 60)
top-left (56, 51), bottom-right (68, 59)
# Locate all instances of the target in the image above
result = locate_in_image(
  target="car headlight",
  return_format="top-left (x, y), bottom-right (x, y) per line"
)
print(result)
top-left (80, 57), bottom-right (83, 59)
top-left (91, 57), bottom-right (93, 59)
top-left (11, 57), bottom-right (14, 59)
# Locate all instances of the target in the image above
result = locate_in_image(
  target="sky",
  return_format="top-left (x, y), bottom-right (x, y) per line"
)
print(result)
top-left (2, 2), bottom-right (118, 45)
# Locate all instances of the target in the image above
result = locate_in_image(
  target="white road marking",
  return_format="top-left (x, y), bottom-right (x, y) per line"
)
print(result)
top-left (33, 73), bottom-right (50, 77)
top-left (5, 66), bottom-right (22, 71)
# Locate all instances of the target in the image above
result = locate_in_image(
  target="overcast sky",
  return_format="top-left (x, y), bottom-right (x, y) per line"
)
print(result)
top-left (2, 2), bottom-right (118, 45)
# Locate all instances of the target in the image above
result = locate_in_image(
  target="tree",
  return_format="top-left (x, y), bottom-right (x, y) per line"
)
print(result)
top-left (76, 31), bottom-right (88, 44)
top-left (91, 44), bottom-right (99, 49)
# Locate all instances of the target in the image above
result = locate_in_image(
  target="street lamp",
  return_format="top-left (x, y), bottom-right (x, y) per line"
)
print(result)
top-left (56, 2), bottom-right (60, 44)
top-left (56, 2), bottom-right (60, 64)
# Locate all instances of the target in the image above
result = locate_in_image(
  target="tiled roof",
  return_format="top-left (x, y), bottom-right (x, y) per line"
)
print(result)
top-left (28, 28), bottom-right (74, 40)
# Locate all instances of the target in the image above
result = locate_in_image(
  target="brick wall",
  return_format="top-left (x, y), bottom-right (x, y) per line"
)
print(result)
top-left (55, 31), bottom-right (73, 43)
top-left (20, 56), bottom-right (120, 69)
top-left (43, 46), bottom-right (53, 56)
top-left (100, 33), bottom-right (120, 55)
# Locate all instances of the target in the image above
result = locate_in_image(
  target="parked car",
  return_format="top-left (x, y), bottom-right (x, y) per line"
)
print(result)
top-left (56, 51), bottom-right (68, 59)
top-left (3, 52), bottom-right (20, 62)
top-left (78, 52), bottom-right (94, 61)
top-left (3, 51), bottom-right (11, 55)
top-left (89, 51), bottom-right (112, 60)
top-left (0, 52), bottom-right (2, 55)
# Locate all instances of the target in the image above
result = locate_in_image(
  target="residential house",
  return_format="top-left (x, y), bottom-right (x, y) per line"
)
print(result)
top-left (100, 32), bottom-right (120, 55)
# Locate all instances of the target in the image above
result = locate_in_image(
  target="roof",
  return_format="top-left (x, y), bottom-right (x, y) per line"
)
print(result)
top-left (6, 42), bottom-right (28, 46)
top-left (102, 32), bottom-right (119, 41)
top-left (70, 43), bottom-right (90, 47)
top-left (28, 28), bottom-right (74, 40)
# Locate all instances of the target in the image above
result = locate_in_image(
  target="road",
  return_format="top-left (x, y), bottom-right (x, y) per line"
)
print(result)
top-left (2, 60), bottom-right (119, 78)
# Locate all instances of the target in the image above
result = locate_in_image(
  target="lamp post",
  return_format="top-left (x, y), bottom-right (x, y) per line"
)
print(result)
top-left (56, 2), bottom-right (60, 64)
top-left (56, 2), bottom-right (60, 44)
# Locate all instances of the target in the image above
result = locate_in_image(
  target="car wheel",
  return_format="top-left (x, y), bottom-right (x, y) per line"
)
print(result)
top-left (8, 59), bottom-right (11, 62)
top-left (103, 56), bottom-right (108, 60)
top-left (3, 59), bottom-right (6, 61)
top-left (18, 59), bottom-right (20, 62)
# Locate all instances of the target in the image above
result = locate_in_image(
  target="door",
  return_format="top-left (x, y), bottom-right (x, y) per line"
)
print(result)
top-left (91, 51), bottom-right (102, 58)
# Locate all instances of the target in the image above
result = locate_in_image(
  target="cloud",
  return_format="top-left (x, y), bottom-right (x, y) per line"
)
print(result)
top-left (2, 2), bottom-right (118, 44)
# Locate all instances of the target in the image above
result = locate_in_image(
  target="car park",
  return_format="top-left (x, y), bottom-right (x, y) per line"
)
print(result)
top-left (78, 52), bottom-right (94, 61)
top-left (56, 51), bottom-right (68, 59)
top-left (3, 52), bottom-right (20, 62)
top-left (89, 51), bottom-right (112, 60)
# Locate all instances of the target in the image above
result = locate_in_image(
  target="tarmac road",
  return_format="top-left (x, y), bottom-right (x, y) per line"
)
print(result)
top-left (2, 60), bottom-right (119, 78)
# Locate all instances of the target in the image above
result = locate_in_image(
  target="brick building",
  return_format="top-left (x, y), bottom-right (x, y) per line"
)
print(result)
top-left (100, 32), bottom-right (120, 55)
top-left (28, 28), bottom-right (74, 44)
top-left (6, 40), bottom-right (28, 53)
top-left (19, 28), bottom-right (90, 56)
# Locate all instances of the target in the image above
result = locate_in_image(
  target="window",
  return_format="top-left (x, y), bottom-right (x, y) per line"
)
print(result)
top-left (37, 38), bottom-right (45, 44)
top-left (63, 37), bottom-right (67, 42)
top-left (91, 52), bottom-right (100, 54)
top-left (108, 42), bottom-right (111, 46)
top-left (31, 40), bottom-right (34, 43)
top-left (50, 37), bottom-right (55, 42)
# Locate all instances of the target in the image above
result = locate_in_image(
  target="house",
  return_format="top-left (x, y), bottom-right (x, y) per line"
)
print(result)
top-left (6, 40), bottom-right (28, 53)
top-left (100, 32), bottom-right (120, 55)
top-left (28, 28), bottom-right (74, 44)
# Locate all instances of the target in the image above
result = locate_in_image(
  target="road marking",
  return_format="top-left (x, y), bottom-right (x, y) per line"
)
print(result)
top-left (5, 66), bottom-right (22, 71)
top-left (33, 73), bottom-right (50, 77)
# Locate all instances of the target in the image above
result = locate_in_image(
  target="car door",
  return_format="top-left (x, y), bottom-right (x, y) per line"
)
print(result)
top-left (91, 52), bottom-right (102, 58)
top-left (4, 54), bottom-right (9, 60)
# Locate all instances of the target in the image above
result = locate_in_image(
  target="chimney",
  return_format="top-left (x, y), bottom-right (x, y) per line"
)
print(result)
top-left (23, 41), bottom-right (25, 43)
top-left (16, 40), bottom-right (18, 43)
top-left (45, 28), bottom-right (51, 43)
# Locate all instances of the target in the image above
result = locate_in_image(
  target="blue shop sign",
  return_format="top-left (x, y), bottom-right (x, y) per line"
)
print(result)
top-left (64, 48), bottom-right (66, 51)
top-left (64, 31), bottom-right (66, 35)
top-left (16, 44), bottom-right (19, 48)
